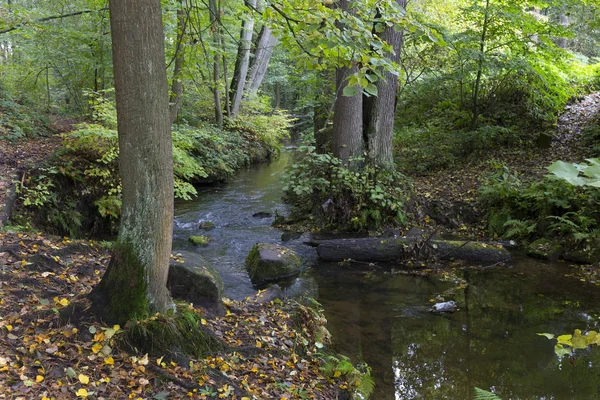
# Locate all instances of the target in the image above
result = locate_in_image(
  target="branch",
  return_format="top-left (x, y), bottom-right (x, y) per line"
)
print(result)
top-left (269, 3), bottom-right (315, 57)
top-left (0, 8), bottom-right (109, 35)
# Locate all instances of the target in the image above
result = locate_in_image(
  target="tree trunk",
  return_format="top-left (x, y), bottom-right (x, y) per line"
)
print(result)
top-left (209, 0), bottom-right (223, 128)
top-left (169, 1), bottom-right (186, 125)
top-left (331, 0), bottom-right (363, 168)
top-left (229, 0), bottom-right (257, 118)
top-left (363, 0), bottom-right (406, 169)
top-left (558, 13), bottom-right (569, 49)
top-left (314, 71), bottom-right (334, 154)
top-left (92, 0), bottom-right (174, 324)
top-left (246, 25), bottom-right (278, 94)
top-left (314, 237), bottom-right (511, 263)
top-left (275, 82), bottom-right (281, 109)
top-left (472, 0), bottom-right (490, 128)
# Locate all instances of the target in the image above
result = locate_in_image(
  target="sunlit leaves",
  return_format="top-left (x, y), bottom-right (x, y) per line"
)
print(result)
top-left (539, 328), bottom-right (600, 357)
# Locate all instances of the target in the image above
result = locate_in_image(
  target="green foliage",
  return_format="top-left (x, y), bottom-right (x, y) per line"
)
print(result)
top-left (0, 89), bottom-right (50, 141)
top-left (474, 387), bottom-right (502, 400)
top-left (478, 161), bottom-right (600, 246)
top-left (395, 123), bottom-right (520, 174)
top-left (319, 354), bottom-right (375, 400)
top-left (538, 329), bottom-right (600, 358)
top-left (282, 147), bottom-right (411, 231)
top-left (548, 158), bottom-right (600, 187)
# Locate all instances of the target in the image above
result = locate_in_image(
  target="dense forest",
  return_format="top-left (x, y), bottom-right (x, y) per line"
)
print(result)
top-left (1, 0), bottom-right (600, 398)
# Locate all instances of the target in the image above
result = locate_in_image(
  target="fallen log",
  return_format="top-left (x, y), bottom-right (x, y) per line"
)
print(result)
top-left (314, 237), bottom-right (511, 263)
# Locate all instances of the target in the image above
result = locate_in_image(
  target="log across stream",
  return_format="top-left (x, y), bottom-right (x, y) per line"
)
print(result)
top-left (312, 237), bottom-right (511, 263)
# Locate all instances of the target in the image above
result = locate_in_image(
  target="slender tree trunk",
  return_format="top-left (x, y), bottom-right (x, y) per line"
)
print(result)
top-left (92, 0), bottom-right (174, 324)
top-left (332, 0), bottom-right (363, 168)
top-left (363, 0), bottom-right (406, 169)
top-left (229, 0), bottom-right (257, 118)
top-left (169, 1), bottom-right (186, 125)
top-left (558, 13), bottom-right (569, 48)
top-left (246, 25), bottom-right (278, 94)
top-left (472, 0), bottom-right (490, 128)
top-left (275, 82), bottom-right (281, 109)
top-left (314, 71), bottom-right (335, 154)
top-left (209, 0), bottom-right (223, 127)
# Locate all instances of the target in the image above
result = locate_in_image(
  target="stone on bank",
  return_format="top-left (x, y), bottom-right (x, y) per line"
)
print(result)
top-left (245, 243), bottom-right (301, 285)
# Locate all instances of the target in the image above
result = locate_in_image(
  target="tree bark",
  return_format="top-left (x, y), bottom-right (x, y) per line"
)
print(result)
top-left (92, 0), bottom-right (174, 324)
top-left (314, 237), bottom-right (511, 263)
top-left (558, 13), bottom-right (569, 49)
top-left (472, 0), bottom-right (490, 128)
top-left (246, 25), bottom-right (278, 94)
top-left (169, 1), bottom-right (186, 125)
top-left (331, 0), bottom-right (363, 168)
top-left (209, 0), bottom-right (223, 128)
top-left (229, 0), bottom-right (257, 118)
top-left (363, 0), bottom-right (407, 169)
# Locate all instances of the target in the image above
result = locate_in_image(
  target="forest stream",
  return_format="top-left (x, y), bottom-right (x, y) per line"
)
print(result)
top-left (172, 150), bottom-right (600, 400)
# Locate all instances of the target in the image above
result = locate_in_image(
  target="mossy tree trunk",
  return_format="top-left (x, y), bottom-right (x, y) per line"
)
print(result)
top-left (92, 0), bottom-right (175, 324)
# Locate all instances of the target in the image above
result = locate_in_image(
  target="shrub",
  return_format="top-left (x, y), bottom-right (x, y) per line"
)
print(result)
top-left (282, 147), bottom-right (412, 231)
top-left (477, 161), bottom-right (600, 245)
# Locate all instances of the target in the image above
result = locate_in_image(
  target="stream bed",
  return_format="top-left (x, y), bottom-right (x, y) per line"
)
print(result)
top-left (173, 151), bottom-right (600, 399)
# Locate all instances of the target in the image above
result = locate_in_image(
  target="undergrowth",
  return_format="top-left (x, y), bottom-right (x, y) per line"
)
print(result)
top-left (478, 160), bottom-right (600, 248)
top-left (282, 146), bottom-right (412, 231)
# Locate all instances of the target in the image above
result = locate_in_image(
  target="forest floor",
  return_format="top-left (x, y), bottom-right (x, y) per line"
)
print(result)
top-left (0, 231), bottom-right (348, 399)
top-left (413, 91), bottom-right (600, 237)
top-left (1, 93), bottom-right (600, 399)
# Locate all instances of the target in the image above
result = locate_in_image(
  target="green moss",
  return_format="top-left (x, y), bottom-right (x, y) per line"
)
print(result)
top-left (94, 241), bottom-right (150, 324)
top-left (118, 303), bottom-right (225, 358)
top-left (188, 235), bottom-right (211, 246)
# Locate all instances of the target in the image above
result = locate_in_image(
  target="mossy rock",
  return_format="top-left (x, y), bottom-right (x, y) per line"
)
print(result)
top-left (563, 245), bottom-right (600, 264)
top-left (199, 221), bottom-right (216, 231)
top-left (167, 251), bottom-right (224, 316)
top-left (246, 243), bottom-right (301, 285)
top-left (188, 235), bottom-right (211, 246)
top-left (527, 239), bottom-right (563, 261)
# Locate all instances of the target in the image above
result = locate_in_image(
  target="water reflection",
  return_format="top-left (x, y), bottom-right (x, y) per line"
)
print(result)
top-left (174, 151), bottom-right (600, 399)
top-left (315, 261), bottom-right (600, 399)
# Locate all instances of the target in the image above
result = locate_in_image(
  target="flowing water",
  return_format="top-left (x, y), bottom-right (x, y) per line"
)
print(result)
top-left (174, 152), bottom-right (600, 400)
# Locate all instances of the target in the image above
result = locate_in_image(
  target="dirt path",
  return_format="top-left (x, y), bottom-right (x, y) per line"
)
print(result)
top-left (413, 92), bottom-right (600, 209)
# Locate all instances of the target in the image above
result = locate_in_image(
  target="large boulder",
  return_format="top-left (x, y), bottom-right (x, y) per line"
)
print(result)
top-left (245, 243), bottom-right (301, 285)
top-left (167, 251), bottom-right (224, 316)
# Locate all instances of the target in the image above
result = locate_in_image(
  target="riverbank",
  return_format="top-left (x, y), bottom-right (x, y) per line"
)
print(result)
top-left (0, 230), bottom-right (358, 399)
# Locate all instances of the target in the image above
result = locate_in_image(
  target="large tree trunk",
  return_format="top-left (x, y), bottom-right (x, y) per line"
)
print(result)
top-left (209, 0), bottom-right (223, 128)
top-left (169, 1), bottom-right (186, 125)
top-left (246, 25), bottom-right (278, 94)
top-left (229, 0), bottom-right (257, 118)
top-left (92, 0), bottom-right (174, 324)
top-left (363, 0), bottom-right (407, 169)
top-left (331, 0), bottom-right (363, 168)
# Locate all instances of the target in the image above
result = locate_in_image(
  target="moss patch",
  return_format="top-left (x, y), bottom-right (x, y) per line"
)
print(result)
top-left (88, 241), bottom-right (150, 325)
top-left (118, 303), bottom-right (225, 360)
top-left (188, 235), bottom-right (211, 246)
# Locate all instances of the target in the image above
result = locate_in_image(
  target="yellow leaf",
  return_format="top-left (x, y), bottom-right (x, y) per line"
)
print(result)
top-left (557, 334), bottom-right (573, 346)
top-left (76, 388), bottom-right (88, 398)
top-left (36, 375), bottom-right (44, 383)
top-left (113, 324), bottom-right (120, 331)
top-left (78, 374), bottom-right (90, 384)
top-left (91, 343), bottom-right (103, 354)
top-left (201, 318), bottom-right (207, 325)
top-left (5, 325), bottom-right (12, 331)
top-left (333, 370), bottom-right (341, 378)
top-left (104, 356), bottom-right (115, 365)
top-left (58, 298), bottom-right (69, 307)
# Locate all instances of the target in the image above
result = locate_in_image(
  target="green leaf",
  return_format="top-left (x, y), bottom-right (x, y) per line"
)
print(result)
top-left (342, 85), bottom-right (358, 97)
top-left (554, 344), bottom-right (571, 357)
top-left (548, 161), bottom-right (585, 186)
top-left (537, 333), bottom-right (554, 340)
top-left (365, 83), bottom-right (378, 97)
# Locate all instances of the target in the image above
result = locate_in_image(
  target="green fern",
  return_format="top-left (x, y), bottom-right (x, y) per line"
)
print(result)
top-left (474, 387), bottom-right (502, 400)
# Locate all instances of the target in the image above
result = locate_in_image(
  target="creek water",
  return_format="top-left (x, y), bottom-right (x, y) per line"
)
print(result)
top-left (173, 151), bottom-right (600, 400)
